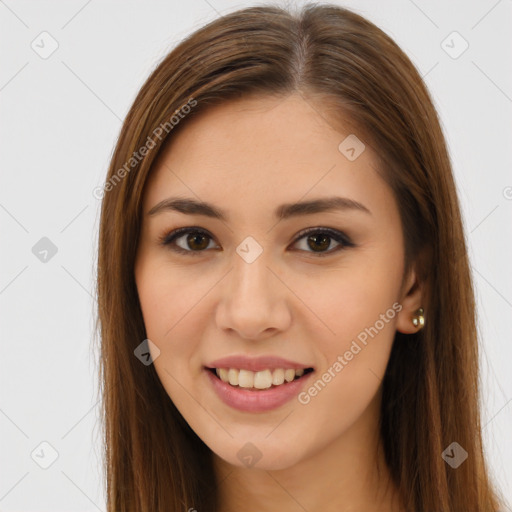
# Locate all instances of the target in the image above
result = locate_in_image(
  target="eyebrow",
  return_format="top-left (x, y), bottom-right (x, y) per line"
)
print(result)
top-left (147, 196), bottom-right (371, 220)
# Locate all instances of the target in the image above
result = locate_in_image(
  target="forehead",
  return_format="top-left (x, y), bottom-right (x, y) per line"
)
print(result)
top-left (142, 93), bottom-right (393, 220)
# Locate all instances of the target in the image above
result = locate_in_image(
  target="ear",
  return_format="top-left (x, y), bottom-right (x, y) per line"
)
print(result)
top-left (395, 266), bottom-right (424, 334)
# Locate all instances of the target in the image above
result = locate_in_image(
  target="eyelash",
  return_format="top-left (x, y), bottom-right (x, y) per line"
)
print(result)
top-left (157, 226), bottom-right (355, 257)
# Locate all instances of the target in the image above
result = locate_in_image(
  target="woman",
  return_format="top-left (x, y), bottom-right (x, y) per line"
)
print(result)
top-left (95, 3), bottom-right (506, 511)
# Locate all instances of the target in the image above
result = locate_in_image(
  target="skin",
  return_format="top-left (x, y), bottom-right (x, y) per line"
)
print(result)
top-left (134, 93), bottom-right (423, 512)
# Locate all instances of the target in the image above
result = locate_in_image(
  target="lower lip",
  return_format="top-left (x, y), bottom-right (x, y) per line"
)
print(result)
top-left (205, 368), bottom-right (314, 413)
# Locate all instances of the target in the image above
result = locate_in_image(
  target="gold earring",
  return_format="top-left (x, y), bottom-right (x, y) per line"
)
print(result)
top-left (412, 307), bottom-right (425, 329)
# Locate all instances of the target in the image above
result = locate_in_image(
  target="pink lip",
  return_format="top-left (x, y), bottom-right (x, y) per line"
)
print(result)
top-left (205, 368), bottom-right (314, 413)
top-left (206, 355), bottom-right (313, 372)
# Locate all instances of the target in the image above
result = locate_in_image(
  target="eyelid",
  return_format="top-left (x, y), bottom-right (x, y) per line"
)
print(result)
top-left (158, 226), bottom-right (355, 256)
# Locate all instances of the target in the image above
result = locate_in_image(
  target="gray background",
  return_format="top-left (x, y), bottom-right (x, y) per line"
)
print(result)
top-left (1, 0), bottom-right (511, 510)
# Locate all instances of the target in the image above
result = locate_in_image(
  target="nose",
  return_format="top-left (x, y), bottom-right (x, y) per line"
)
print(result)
top-left (215, 248), bottom-right (292, 340)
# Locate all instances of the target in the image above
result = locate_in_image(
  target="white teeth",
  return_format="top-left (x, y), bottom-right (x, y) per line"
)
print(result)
top-left (216, 368), bottom-right (229, 382)
top-left (272, 368), bottom-right (285, 385)
top-left (213, 367), bottom-right (310, 389)
top-left (238, 369), bottom-right (254, 388)
top-left (284, 369), bottom-right (295, 382)
top-left (227, 368), bottom-right (239, 386)
top-left (253, 370), bottom-right (273, 389)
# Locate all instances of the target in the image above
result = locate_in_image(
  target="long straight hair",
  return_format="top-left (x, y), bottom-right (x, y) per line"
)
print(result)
top-left (95, 3), bottom-right (505, 511)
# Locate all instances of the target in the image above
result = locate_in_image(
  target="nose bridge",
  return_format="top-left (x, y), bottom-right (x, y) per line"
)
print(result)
top-left (215, 237), bottom-right (290, 338)
top-left (230, 239), bottom-right (276, 304)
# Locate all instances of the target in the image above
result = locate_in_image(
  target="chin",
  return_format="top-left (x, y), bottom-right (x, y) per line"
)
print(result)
top-left (212, 438), bottom-right (306, 471)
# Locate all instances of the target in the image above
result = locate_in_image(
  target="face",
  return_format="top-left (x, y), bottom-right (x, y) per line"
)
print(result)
top-left (134, 93), bottom-right (420, 471)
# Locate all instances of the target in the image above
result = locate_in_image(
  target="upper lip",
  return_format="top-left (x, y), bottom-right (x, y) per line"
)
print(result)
top-left (206, 355), bottom-right (313, 372)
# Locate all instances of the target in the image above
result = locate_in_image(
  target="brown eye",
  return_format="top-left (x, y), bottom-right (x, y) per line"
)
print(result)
top-left (292, 228), bottom-right (354, 257)
top-left (305, 233), bottom-right (332, 252)
top-left (183, 232), bottom-right (210, 251)
top-left (159, 228), bottom-right (218, 256)
top-left (159, 226), bottom-right (354, 257)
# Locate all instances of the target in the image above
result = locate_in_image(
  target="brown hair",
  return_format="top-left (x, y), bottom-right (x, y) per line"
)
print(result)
top-left (95, 3), bottom-right (505, 511)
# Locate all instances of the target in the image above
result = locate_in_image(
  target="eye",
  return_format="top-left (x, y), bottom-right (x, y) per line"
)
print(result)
top-left (158, 227), bottom-right (219, 256)
top-left (158, 226), bottom-right (354, 257)
top-left (291, 227), bottom-right (354, 257)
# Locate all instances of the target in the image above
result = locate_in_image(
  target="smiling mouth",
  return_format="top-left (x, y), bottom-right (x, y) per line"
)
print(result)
top-left (206, 367), bottom-right (314, 391)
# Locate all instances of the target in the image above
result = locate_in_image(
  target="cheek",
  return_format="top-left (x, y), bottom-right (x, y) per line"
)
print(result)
top-left (136, 267), bottom-right (203, 410)
top-left (297, 287), bottom-right (398, 437)
top-left (298, 251), bottom-right (401, 390)
top-left (135, 263), bottom-right (205, 363)
top-left (137, 260), bottom-right (189, 328)
top-left (306, 258), bottom-right (401, 338)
